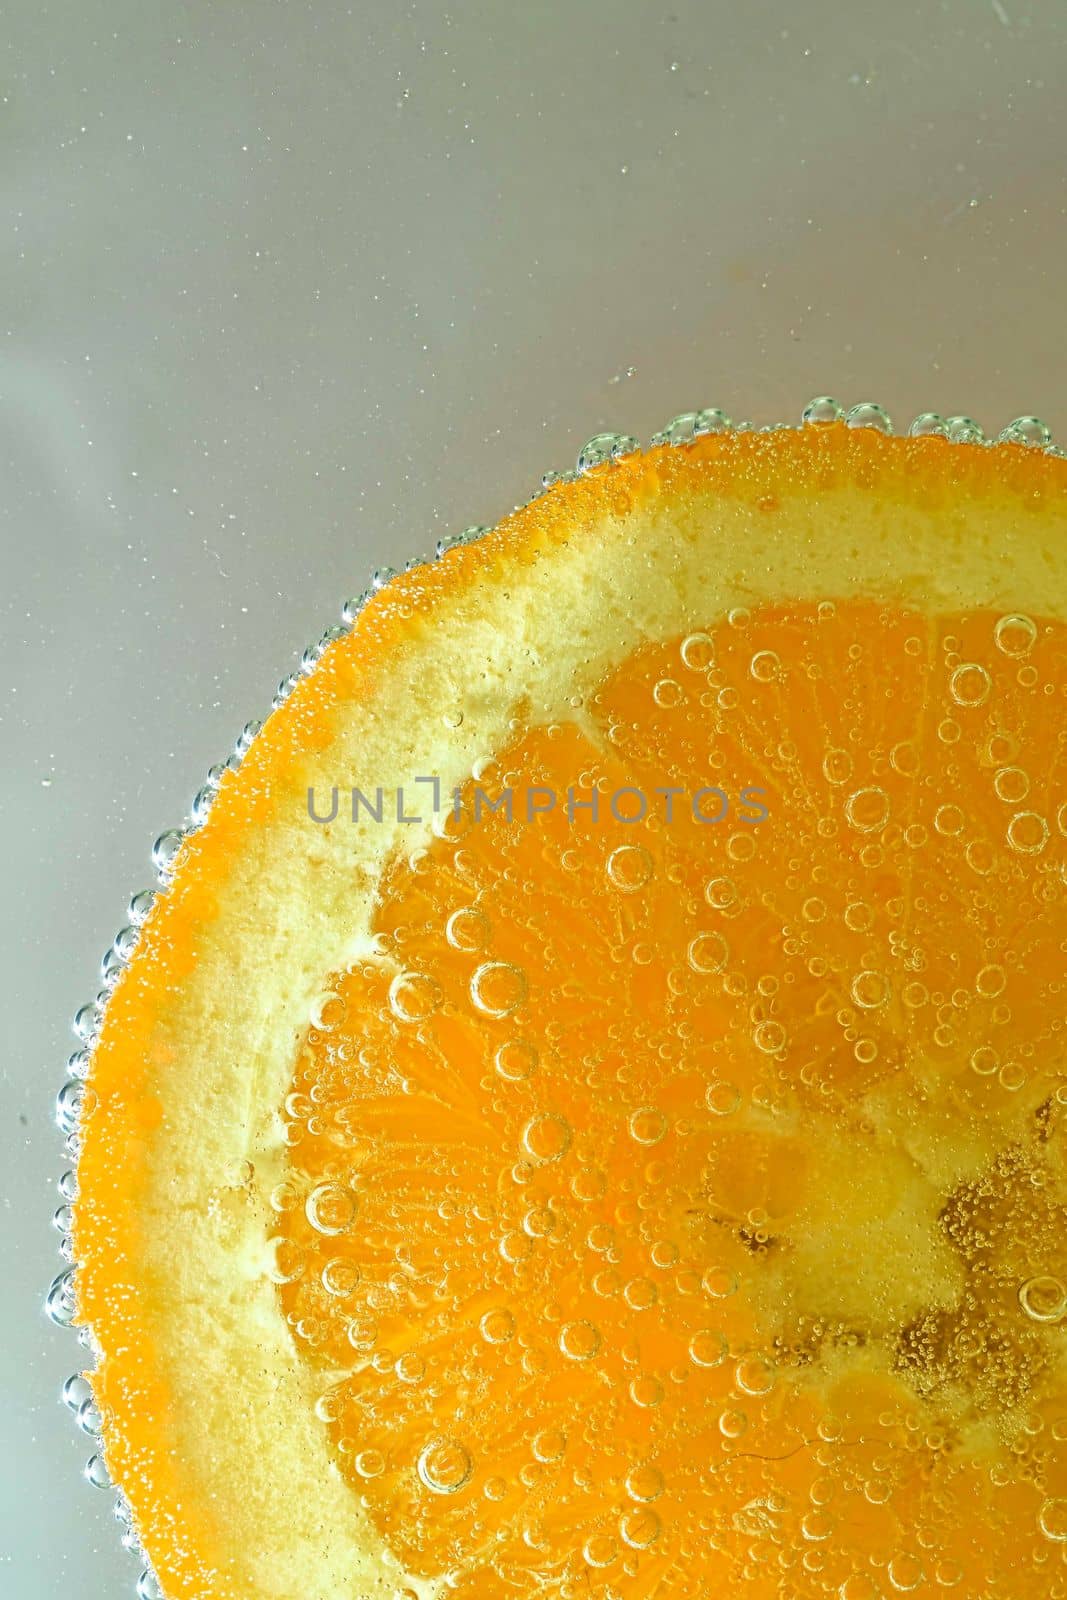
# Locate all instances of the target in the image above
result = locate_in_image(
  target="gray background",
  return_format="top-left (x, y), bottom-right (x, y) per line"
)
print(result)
top-left (3, 2), bottom-right (1065, 1595)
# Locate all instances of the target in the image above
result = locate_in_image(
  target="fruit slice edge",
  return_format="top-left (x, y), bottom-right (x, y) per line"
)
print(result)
top-left (72, 426), bottom-right (1067, 1599)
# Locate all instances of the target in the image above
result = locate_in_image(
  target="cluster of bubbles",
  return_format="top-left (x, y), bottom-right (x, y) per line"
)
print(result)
top-left (47, 396), bottom-right (1066, 1598)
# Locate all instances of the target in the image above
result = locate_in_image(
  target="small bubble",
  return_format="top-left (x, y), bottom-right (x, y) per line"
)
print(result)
top-left (688, 931), bottom-right (729, 974)
top-left (522, 1113), bottom-right (571, 1163)
top-left (680, 632), bottom-right (715, 671)
top-left (309, 990), bottom-right (346, 1030)
top-left (802, 396), bottom-right (845, 425)
top-left (607, 844), bottom-right (655, 893)
top-left (994, 766), bottom-right (1030, 804)
top-left (705, 1080), bottom-right (741, 1115)
top-left (495, 1038), bottom-right (539, 1081)
top-left (629, 1374), bottom-right (664, 1408)
top-left (388, 971), bottom-right (442, 1022)
top-left (994, 613), bottom-right (1037, 658)
top-left (620, 1507), bottom-right (661, 1548)
top-left (445, 906), bottom-right (491, 952)
top-left (628, 1106), bottom-right (668, 1146)
top-left (688, 1329), bottom-right (727, 1368)
top-left (559, 1320), bottom-right (601, 1360)
top-left (705, 876), bottom-right (739, 912)
top-left (1039, 1497), bottom-right (1067, 1541)
top-left (305, 1183), bottom-right (357, 1236)
top-left (479, 1307), bottom-right (516, 1343)
top-left (754, 1019), bottom-right (786, 1054)
top-left (471, 961), bottom-right (527, 1016)
top-left (822, 748), bottom-right (853, 785)
top-left (887, 1552), bottom-right (923, 1591)
top-left (1007, 811), bottom-right (1049, 854)
top-left (395, 1351), bottom-right (425, 1384)
top-left (355, 1448), bottom-right (385, 1478)
top-left (583, 1534), bottom-right (618, 1568)
top-left (735, 1356), bottom-right (775, 1395)
top-left (532, 1427), bottom-right (566, 1462)
top-left (417, 1437), bottom-right (472, 1494)
top-left (750, 649), bottom-right (782, 684)
top-left (969, 1046), bottom-right (999, 1076)
top-left (719, 1408), bottom-right (748, 1439)
top-left (949, 661), bottom-right (992, 707)
top-left (1019, 1275), bottom-right (1067, 1324)
top-left (626, 1464), bottom-right (664, 1502)
top-left (267, 1237), bottom-right (307, 1284)
top-left (909, 411), bottom-right (948, 438)
top-left (624, 1277), bottom-right (658, 1311)
top-left (846, 401), bottom-right (893, 434)
top-left (703, 1266), bottom-right (738, 1298)
top-left (975, 963), bottom-right (1007, 998)
top-left (653, 677), bottom-right (684, 708)
top-left (845, 787), bottom-right (890, 833)
top-left (851, 970), bottom-right (889, 1009)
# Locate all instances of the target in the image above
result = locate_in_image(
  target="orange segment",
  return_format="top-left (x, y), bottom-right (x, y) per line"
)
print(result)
top-left (71, 422), bottom-right (1067, 1599)
top-left (277, 602), bottom-right (1067, 1598)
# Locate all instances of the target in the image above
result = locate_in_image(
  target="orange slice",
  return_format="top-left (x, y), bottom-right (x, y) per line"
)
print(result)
top-left (67, 410), bottom-right (1067, 1599)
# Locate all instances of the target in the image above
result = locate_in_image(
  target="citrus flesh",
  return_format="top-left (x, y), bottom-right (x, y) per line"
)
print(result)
top-left (73, 425), bottom-right (1067, 1599)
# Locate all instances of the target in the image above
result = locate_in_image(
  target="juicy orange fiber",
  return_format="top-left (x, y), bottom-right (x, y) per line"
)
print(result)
top-left (73, 423), bottom-right (1067, 1600)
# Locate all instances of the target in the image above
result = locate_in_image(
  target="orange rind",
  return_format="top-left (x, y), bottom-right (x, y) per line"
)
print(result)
top-left (53, 402), bottom-right (1067, 1599)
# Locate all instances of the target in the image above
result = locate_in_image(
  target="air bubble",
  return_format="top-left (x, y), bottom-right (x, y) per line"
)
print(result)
top-left (653, 677), bottom-right (684, 707)
top-left (606, 845), bottom-right (654, 894)
top-left (689, 1329), bottom-right (727, 1368)
top-left (559, 1320), bottom-right (601, 1360)
top-left (479, 1308), bottom-right (516, 1343)
top-left (305, 1182), bottom-right (357, 1236)
top-left (628, 1107), bottom-right (668, 1146)
top-left (1007, 811), bottom-right (1049, 855)
top-left (83, 1453), bottom-right (111, 1489)
top-left (417, 1437), bottom-right (472, 1494)
top-left (694, 407), bottom-right (732, 435)
top-left (851, 970), bottom-right (889, 1009)
top-left (445, 906), bottom-right (491, 952)
top-left (754, 1019), bottom-right (787, 1054)
top-left (620, 1507), bottom-right (661, 1548)
top-left (680, 632), bottom-right (715, 671)
top-left (845, 402), bottom-right (893, 434)
top-left (887, 1552), bottom-right (923, 1591)
top-left (626, 1464), bottom-right (664, 1502)
top-left (949, 662), bottom-right (992, 707)
top-left (1000, 415), bottom-right (1052, 449)
top-left (945, 416), bottom-right (985, 444)
top-left (750, 649), bottom-right (781, 683)
top-left (309, 991), bottom-right (346, 1030)
top-left (1019, 1275), bottom-right (1067, 1324)
top-left (975, 963), bottom-right (1006, 998)
top-left (845, 787), bottom-right (890, 833)
top-left (705, 877), bottom-right (739, 913)
top-left (688, 931), bottom-right (729, 974)
top-left (577, 433), bottom-right (638, 474)
top-left (522, 1114), bottom-right (571, 1164)
top-left (389, 971), bottom-right (442, 1022)
top-left (993, 613), bottom-right (1038, 658)
top-left (44, 1268), bottom-right (78, 1328)
top-left (582, 1534), bottom-right (618, 1568)
top-left (495, 1038), bottom-right (538, 1081)
top-left (802, 396), bottom-right (845, 425)
top-left (1039, 1497), bottom-right (1067, 1541)
top-left (822, 748), bottom-right (853, 785)
top-left (993, 766), bottom-right (1029, 804)
top-left (532, 1427), bottom-right (566, 1462)
top-left (705, 1080), bottom-right (741, 1115)
top-left (908, 412), bottom-right (948, 438)
top-left (471, 961), bottom-right (527, 1017)
top-left (629, 1374), bottom-right (664, 1407)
